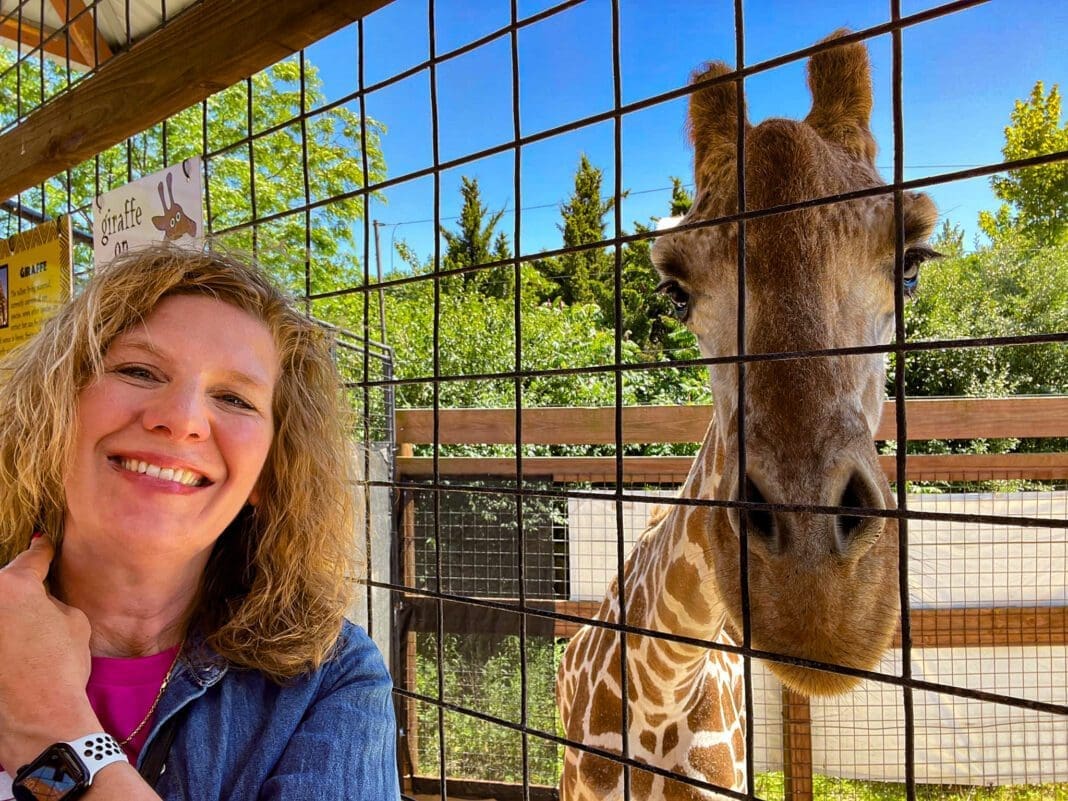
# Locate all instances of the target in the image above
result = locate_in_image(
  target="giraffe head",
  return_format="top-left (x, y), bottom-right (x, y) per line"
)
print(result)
top-left (651, 32), bottom-right (938, 695)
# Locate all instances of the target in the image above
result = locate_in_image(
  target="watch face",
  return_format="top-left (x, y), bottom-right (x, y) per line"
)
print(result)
top-left (12, 745), bottom-right (87, 801)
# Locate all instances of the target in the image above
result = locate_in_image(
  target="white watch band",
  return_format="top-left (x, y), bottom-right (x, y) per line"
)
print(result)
top-left (65, 733), bottom-right (128, 782)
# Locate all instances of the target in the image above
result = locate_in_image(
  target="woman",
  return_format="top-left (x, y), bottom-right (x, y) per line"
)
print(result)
top-left (0, 245), bottom-right (400, 799)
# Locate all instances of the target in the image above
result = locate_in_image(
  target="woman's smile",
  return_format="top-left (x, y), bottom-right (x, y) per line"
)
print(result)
top-left (110, 454), bottom-right (211, 489)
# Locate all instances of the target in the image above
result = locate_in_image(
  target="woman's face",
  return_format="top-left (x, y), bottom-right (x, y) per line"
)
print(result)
top-left (62, 294), bottom-right (280, 566)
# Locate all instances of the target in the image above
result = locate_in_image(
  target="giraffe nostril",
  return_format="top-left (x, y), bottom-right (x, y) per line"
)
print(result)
top-left (835, 467), bottom-right (884, 555)
top-left (741, 473), bottom-right (775, 541)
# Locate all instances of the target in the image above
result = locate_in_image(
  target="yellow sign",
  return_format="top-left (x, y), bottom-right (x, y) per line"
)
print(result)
top-left (0, 216), bottom-right (72, 359)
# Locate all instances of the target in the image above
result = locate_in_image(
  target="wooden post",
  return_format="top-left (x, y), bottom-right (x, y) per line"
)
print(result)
top-left (782, 686), bottom-right (813, 801)
top-left (399, 444), bottom-right (420, 782)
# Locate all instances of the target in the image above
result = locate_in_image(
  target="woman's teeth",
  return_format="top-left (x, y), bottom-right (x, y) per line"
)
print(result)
top-left (120, 458), bottom-right (204, 487)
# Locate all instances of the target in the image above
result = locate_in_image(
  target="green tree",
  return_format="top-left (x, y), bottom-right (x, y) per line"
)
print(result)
top-left (440, 176), bottom-right (513, 298)
top-left (903, 79), bottom-right (1068, 405)
top-left (618, 220), bottom-right (690, 357)
top-left (530, 160), bottom-right (704, 357)
top-left (534, 154), bottom-right (615, 309)
top-left (979, 81), bottom-right (1068, 246)
top-left (0, 50), bottom-right (386, 313)
top-left (669, 176), bottom-right (694, 217)
top-left (382, 261), bottom-right (622, 418)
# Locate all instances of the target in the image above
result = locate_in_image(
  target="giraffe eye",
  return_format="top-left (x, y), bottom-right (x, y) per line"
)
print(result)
top-left (656, 279), bottom-right (691, 321)
top-left (901, 246), bottom-right (941, 295)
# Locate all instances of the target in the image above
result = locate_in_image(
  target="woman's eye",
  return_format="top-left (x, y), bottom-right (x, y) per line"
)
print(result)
top-left (656, 279), bottom-right (692, 321)
top-left (114, 365), bottom-right (159, 382)
top-left (218, 393), bottom-right (256, 411)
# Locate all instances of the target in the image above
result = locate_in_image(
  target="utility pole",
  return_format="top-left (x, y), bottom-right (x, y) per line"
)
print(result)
top-left (373, 219), bottom-right (387, 345)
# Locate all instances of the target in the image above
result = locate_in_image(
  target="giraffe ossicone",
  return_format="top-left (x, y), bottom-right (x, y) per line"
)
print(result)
top-left (556, 30), bottom-right (939, 800)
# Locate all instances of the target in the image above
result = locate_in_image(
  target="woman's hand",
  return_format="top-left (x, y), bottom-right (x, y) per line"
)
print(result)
top-left (0, 535), bottom-right (101, 771)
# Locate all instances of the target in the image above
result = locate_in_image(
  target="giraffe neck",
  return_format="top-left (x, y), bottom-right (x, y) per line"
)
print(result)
top-left (617, 418), bottom-right (730, 665)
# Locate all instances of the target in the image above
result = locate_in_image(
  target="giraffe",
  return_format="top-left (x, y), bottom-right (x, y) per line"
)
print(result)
top-left (556, 31), bottom-right (939, 800)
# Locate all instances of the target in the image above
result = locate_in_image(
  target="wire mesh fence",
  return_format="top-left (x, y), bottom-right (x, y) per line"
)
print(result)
top-left (1, 1), bottom-right (1066, 800)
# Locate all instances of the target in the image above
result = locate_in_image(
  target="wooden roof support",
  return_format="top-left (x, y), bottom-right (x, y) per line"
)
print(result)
top-left (48, 0), bottom-right (113, 68)
top-left (0, 17), bottom-right (76, 64)
top-left (0, 0), bottom-right (393, 202)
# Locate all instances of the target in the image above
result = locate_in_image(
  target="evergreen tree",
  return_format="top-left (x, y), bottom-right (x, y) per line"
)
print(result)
top-left (535, 154), bottom-right (615, 309)
top-left (669, 177), bottom-right (694, 217)
top-left (440, 176), bottom-right (513, 298)
top-left (616, 178), bottom-right (696, 358)
top-left (530, 160), bottom-right (700, 357)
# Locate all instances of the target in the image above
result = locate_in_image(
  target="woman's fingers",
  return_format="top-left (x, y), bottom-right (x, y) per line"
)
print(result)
top-left (2, 534), bottom-right (56, 583)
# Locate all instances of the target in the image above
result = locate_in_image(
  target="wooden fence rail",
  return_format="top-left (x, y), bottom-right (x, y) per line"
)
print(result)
top-left (396, 396), bottom-right (1068, 444)
top-left (396, 397), bottom-right (1068, 482)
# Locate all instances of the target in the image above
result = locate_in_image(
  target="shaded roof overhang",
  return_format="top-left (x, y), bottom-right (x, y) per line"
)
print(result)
top-left (0, 0), bottom-right (392, 202)
top-left (0, 0), bottom-right (203, 70)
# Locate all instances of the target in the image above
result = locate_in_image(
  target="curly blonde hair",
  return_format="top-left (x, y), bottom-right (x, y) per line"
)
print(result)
top-left (0, 244), bottom-right (358, 682)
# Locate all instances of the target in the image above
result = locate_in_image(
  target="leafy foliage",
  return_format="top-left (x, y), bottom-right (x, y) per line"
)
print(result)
top-left (1, 49), bottom-right (385, 308)
top-left (903, 222), bottom-right (1067, 399)
top-left (896, 83), bottom-right (1068, 467)
top-left (669, 176), bottom-right (694, 217)
top-left (414, 633), bottom-right (562, 786)
top-left (979, 82), bottom-right (1068, 246)
top-left (902, 85), bottom-right (1068, 398)
top-left (385, 171), bottom-right (708, 445)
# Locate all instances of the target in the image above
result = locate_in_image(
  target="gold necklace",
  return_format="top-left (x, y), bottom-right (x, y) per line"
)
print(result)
top-left (118, 639), bottom-right (185, 748)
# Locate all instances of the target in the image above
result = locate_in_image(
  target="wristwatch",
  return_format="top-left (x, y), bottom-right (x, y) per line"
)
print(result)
top-left (12, 733), bottom-right (128, 800)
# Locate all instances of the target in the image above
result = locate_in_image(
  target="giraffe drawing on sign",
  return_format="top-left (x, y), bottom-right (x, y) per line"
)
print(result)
top-left (556, 31), bottom-right (939, 800)
top-left (151, 170), bottom-right (197, 241)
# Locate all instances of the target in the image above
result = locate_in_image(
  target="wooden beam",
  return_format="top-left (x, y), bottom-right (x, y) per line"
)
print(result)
top-left (0, 17), bottom-right (75, 63)
top-left (398, 445), bottom-right (422, 778)
top-left (877, 452), bottom-right (1068, 482)
top-left (904, 605), bottom-right (1068, 649)
top-left (399, 597), bottom-right (1068, 649)
top-left (0, 0), bottom-right (393, 201)
top-left (48, 0), bottom-right (113, 68)
top-left (395, 455), bottom-right (696, 482)
top-left (408, 775), bottom-right (558, 801)
top-left (877, 396), bottom-right (1068, 441)
top-left (395, 397), bottom-right (1068, 446)
top-left (395, 452), bottom-right (1068, 483)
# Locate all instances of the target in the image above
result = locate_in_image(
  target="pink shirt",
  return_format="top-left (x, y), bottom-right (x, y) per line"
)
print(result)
top-left (86, 644), bottom-right (181, 761)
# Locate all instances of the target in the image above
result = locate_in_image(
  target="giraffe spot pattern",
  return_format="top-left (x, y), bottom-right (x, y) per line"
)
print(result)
top-left (689, 743), bottom-right (734, 788)
top-left (662, 722), bottom-right (679, 756)
top-left (640, 730), bottom-right (657, 754)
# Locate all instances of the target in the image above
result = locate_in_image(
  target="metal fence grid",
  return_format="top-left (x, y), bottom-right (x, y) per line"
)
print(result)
top-left (1, 1), bottom-right (1066, 800)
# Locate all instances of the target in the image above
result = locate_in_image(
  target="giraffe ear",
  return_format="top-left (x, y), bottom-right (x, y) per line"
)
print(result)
top-left (803, 30), bottom-right (877, 163)
top-left (688, 61), bottom-right (749, 193)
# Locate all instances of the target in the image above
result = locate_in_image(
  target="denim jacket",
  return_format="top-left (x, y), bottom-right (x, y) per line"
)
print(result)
top-left (139, 620), bottom-right (400, 800)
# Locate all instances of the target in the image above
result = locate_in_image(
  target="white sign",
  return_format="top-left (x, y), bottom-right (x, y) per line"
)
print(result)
top-left (93, 158), bottom-right (203, 267)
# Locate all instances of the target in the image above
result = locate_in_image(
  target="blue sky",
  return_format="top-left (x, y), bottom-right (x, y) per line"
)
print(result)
top-left (303, 0), bottom-right (1067, 272)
